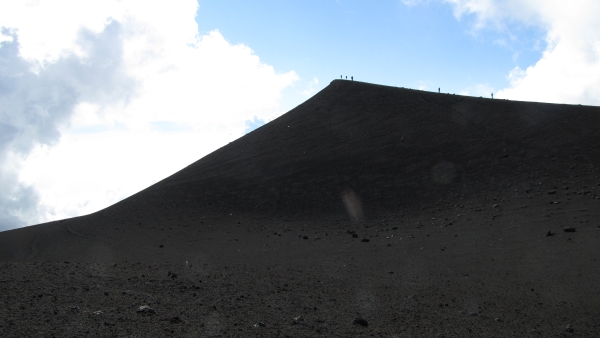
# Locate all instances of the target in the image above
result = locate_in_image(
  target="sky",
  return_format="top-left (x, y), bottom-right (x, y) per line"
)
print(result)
top-left (0, 0), bottom-right (599, 231)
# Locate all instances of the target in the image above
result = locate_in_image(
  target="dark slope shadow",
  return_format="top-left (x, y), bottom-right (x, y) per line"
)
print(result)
top-left (1, 79), bottom-right (600, 264)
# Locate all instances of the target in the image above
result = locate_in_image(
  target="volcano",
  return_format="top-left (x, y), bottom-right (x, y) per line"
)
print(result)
top-left (1, 80), bottom-right (600, 337)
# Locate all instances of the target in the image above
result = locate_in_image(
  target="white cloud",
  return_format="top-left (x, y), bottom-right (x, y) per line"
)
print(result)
top-left (443, 0), bottom-right (532, 31)
top-left (300, 77), bottom-right (320, 97)
top-left (19, 130), bottom-right (235, 224)
top-left (0, 0), bottom-right (298, 229)
top-left (459, 83), bottom-right (495, 98)
top-left (121, 29), bottom-right (298, 132)
top-left (416, 80), bottom-right (434, 91)
top-left (0, 15), bottom-right (135, 230)
top-left (0, 151), bottom-right (40, 231)
top-left (442, 0), bottom-right (600, 105)
top-left (400, 0), bottom-right (430, 6)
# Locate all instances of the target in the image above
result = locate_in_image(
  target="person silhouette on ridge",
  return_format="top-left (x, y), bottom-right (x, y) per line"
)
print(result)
top-left (351, 76), bottom-right (353, 81)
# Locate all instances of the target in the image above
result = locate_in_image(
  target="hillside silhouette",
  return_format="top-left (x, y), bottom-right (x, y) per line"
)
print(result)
top-left (1, 80), bottom-right (599, 337)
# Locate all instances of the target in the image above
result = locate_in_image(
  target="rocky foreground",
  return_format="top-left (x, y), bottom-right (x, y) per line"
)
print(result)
top-left (2, 80), bottom-right (600, 337)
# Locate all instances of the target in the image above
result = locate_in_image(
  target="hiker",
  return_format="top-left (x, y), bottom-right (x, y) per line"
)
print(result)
top-left (341, 75), bottom-right (342, 79)
top-left (346, 76), bottom-right (347, 79)
top-left (438, 88), bottom-right (440, 93)
top-left (351, 76), bottom-right (353, 81)
top-left (491, 93), bottom-right (494, 99)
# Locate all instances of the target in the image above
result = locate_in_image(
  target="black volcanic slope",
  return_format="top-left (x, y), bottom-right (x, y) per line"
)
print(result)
top-left (111, 79), bottom-right (600, 217)
top-left (2, 80), bottom-right (600, 337)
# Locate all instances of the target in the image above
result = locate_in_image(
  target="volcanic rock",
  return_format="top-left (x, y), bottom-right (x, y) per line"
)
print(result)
top-left (2, 80), bottom-right (600, 337)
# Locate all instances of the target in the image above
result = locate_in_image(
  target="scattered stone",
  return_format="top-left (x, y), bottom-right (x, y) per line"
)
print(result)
top-left (303, 236), bottom-right (308, 240)
top-left (170, 316), bottom-right (183, 324)
top-left (564, 227), bottom-right (576, 233)
top-left (92, 310), bottom-right (103, 315)
top-left (409, 235), bottom-right (414, 238)
top-left (566, 324), bottom-right (574, 332)
top-left (550, 201), bottom-right (560, 204)
top-left (495, 317), bottom-right (503, 322)
top-left (545, 231), bottom-right (555, 237)
top-left (352, 233), bottom-right (358, 238)
top-left (547, 190), bottom-right (556, 194)
top-left (168, 271), bottom-right (178, 278)
top-left (392, 226), bottom-right (398, 230)
top-left (353, 316), bottom-right (369, 327)
top-left (70, 306), bottom-right (80, 313)
top-left (136, 305), bottom-right (157, 315)
top-left (292, 316), bottom-right (303, 324)
top-left (493, 204), bottom-right (499, 208)
top-left (361, 238), bottom-right (370, 242)
top-left (253, 322), bottom-right (266, 328)
top-left (159, 244), bottom-right (164, 248)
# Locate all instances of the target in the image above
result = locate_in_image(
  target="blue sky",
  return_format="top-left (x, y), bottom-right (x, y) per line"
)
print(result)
top-left (196, 0), bottom-right (545, 108)
top-left (0, 0), bottom-right (599, 230)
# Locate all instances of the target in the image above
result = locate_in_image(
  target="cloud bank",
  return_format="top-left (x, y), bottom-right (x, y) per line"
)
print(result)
top-left (0, 19), bottom-right (135, 230)
top-left (443, 0), bottom-right (600, 105)
top-left (0, 1), bottom-right (298, 230)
